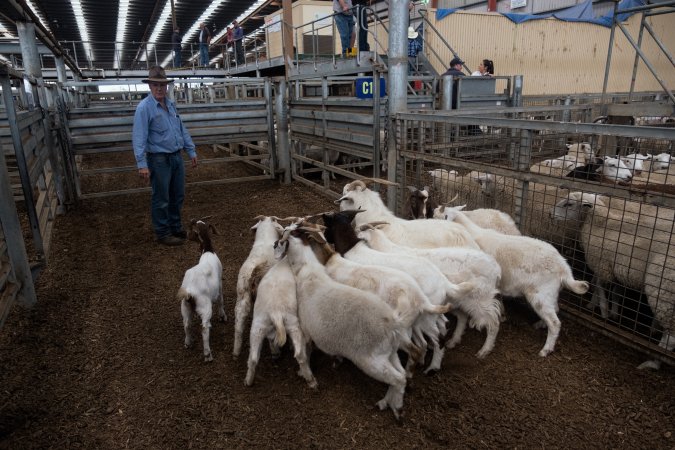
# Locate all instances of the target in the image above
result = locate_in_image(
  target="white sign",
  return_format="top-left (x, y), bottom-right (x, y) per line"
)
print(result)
top-left (265, 15), bottom-right (281, 33)
top-left (510, 0), bottom-right (527, 8)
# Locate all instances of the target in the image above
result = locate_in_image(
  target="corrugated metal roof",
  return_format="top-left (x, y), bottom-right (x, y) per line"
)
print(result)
top-left (0, 0), bottom-right (282, 69)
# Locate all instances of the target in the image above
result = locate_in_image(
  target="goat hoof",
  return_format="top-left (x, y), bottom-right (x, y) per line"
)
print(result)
top-left (307, 379), bottom-right (318, 389)
top-left (637, 360), bottom-right (661, 370)
top-left (475, 350), bottom-right (491, 359)
top-left (376, 399), bottom-right (388, 411)
top-left (204, 354), bottom-right (214, 362)
top-left (538, 349), bottom-right (552, 357)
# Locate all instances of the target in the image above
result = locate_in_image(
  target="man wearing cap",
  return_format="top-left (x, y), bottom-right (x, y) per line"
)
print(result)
top-left (443, 57), bottom-right (465, 77)
top-left (132, 66), bottom-right (198, 246)
top-left (442, 57), bottom-right (465, 109)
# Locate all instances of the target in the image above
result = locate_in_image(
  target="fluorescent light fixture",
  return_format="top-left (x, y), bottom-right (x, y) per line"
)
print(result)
top-left (69, 0), bottom-right (95, 65)
top-left (25, 0), bottom-right (53, 33)
top-left (140, 0), bottom-right (174, 63)
top-left (113, 0), bottom-right (131, 69)
top-left (0, 22), bottom-right (15, 38)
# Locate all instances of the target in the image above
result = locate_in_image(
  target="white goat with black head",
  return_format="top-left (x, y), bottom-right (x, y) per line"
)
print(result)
top-left (337, 179), bottom-right (479, 250)
top-left (177, 217), bottom-right (225, 362)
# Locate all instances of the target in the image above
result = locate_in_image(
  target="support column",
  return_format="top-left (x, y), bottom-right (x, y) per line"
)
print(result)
top-left (17, 21), bottom-right (67, 207)
top-left (275, 80), bottom-right (291, 184)
top-left (386, 0), bottom-right (409, 209)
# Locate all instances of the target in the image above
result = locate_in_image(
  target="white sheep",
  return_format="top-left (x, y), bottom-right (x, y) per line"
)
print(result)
top-left (233, 216), bottom-right (286, 358)
top-left (551, 192), bottom-right (674, 369)
top-left (433, 204), bottom-right (521, 236)
top-left (645, 152), bottom-right (671, 172)
top-left (275, 225), bottom-right (421, 419)
top-left (177, 218), bottom-right (225, 362)
top-left (356, 223), bottom-right (503, 359)
top-left (622, 153), bottom-right (652, 175)
top-left (337, 179), bottom-right (479, 250)
top-left (441, 208), bottom-right (589, 357)
top-left (244, 257), bottom-right (317, 388)
top-left (473, 172), bottom-right (569, 242)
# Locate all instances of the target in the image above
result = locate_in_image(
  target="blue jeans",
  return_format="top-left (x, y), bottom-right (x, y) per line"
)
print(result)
top-left (199, 43), bottom-right (209, 66)
top-left (173, 48), bottom-right (182, 68)
top-left (335, 13), bottom-right (354, 55)
top-left (147, 151), bottom-right (185, 239)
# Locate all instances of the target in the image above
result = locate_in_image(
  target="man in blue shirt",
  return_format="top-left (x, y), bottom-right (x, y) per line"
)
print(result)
top-left (232, 21), bottom-right (245, 65)
top-left (198, 22), bottom-right (211, 67)
top-left (132, 66), bottom-right (198, 246)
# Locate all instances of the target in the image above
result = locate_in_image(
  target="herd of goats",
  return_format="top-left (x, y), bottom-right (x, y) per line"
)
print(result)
top-left (173, 137), bottom-right (674, 418)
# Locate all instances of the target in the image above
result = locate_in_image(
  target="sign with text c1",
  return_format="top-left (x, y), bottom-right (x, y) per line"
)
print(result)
top-left (355, 77), bottom-right (386, 99)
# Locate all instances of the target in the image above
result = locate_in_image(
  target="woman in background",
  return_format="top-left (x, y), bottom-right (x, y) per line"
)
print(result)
top-left (472, 59), bottom-right (494, 76)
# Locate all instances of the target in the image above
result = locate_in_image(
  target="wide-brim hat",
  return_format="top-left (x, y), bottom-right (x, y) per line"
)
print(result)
top-left (142, 65), bottom-right (174, 84)
top-left (407, 26), bottom-right (418, 40)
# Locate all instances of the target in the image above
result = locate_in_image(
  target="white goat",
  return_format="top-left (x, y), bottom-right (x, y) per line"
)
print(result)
top-left (441, 208), bottom-right (589, 357)
top-left (357, 223), bottom-right (503, 359)
top-left (433, 204), bottom-right (521, 236)
top-left (337, 179), bottom-right (479, 250)
top-left (233, 216), bottom-right (286, 358)
top-left (322, 209), bottom-right (474, 372)
top-left (298, 220), bottom-right (452, 374)
top-left (551, 192), bottom-right (675, 369)
top-left (177, 218), bottom-right (225, 362)
top-left (275, 225), bottom-right (421, 419)
top-left (645, 152), bottom-right (672, 172)
top-left (245, 257), bottom-right (317, 388)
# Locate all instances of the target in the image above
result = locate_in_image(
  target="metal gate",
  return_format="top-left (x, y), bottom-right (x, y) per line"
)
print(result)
top-left (65, 77), bottom-right (277, 198)
top-left (394, 105), bottom-right (675, 365)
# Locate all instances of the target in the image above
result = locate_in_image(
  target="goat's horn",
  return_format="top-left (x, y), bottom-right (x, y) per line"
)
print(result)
top-left (368, 221), bottom-right (390, 228)
top-left (197, 215), bottom-right (213, 222)
top-left (252, 215), bottom-right (266, 221)
top-left (209, 223), bottom-right (220, 236)
top-left (446, 193), bottom-right (459, 204)
top-left (276, 216), bottom-right (299, 223)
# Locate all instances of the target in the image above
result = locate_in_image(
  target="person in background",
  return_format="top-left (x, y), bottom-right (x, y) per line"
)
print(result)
top-left (233, 21), bottom-right (245, 65)
top-left (353, 0), bottom-right (370, 53)
top-left (333, 0), bottom-right (354, 57)
top-left (172, 27), bottom-right (182, 68)
top-left (472, 59), bottom-right (494, 76)
top-left (132, 66), bottom-right (198, 246)
top-left (198, 22), bottom-right (211, 67)
top-left (225, 26), bottom-right (234, 66)
top-left (407, 26), bottom-right (423, 75)
top-left (442, 57), bottom-right (465, 110)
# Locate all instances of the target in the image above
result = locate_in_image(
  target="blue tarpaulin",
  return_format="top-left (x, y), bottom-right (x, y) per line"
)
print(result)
top-left (436, 0), bottom-right (645, 28)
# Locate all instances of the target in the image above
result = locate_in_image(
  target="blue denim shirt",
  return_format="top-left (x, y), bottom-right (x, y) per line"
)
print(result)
top-left (132, 95), bottom-right (196, 169)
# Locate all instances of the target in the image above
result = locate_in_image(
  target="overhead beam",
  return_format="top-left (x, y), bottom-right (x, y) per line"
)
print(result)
top-left (7, 0), bottom-right (83, 77)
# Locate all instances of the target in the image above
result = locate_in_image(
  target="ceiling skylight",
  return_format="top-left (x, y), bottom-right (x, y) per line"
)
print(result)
top-left (69, 0), bottom-right (94, 65)
top-left (113, 0), bottom-right (131, 69)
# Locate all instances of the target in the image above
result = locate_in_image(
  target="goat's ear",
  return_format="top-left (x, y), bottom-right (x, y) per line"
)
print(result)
top-left (209, 223), bottom-right (220, 236)
top-left (340, 209), bottom-right (364, 222)
top-left (423, 185), bottom-right (431, 192)
top-left (407, 185), bottom-right (417, 193)
top-left (187, 229), bottom-right (199, 242)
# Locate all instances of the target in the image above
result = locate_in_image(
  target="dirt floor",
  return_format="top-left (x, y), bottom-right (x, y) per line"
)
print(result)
top-left (1, 160), bottom-right (674, 448)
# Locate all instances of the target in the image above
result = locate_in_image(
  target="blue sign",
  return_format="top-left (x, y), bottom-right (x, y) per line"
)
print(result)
top-left (355, 77), bottom-right (386, 99)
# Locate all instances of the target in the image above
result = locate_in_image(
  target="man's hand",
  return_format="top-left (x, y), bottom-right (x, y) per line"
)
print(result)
top-left (138, 168), bottom-right (150, 181)
top-left (191, 156), bottom-right (198, 168)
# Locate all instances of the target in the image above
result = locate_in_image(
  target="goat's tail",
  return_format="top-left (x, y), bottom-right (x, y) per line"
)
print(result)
top-left (423, 302), bottom-right (453, 315)
top-left (270, 312), bottom-right (287, 348)
top-left (563, 277), bottom-right (590, 295)
top-left (176, 287), bottom-right (194, 309)
top-left (395, 329), bottom-right (424, 364)
top-left (445, 280), bottom-right (474, 303)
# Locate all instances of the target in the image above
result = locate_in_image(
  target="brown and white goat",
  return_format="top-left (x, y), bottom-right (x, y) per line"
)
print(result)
top-left (177, 218), bottom-right (225, 362)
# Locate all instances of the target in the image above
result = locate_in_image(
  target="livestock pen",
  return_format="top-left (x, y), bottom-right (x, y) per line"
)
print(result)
top-left (2, 70), bottom-right (675, 446)
top-left (395, 105), bottom-right (675, 368)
